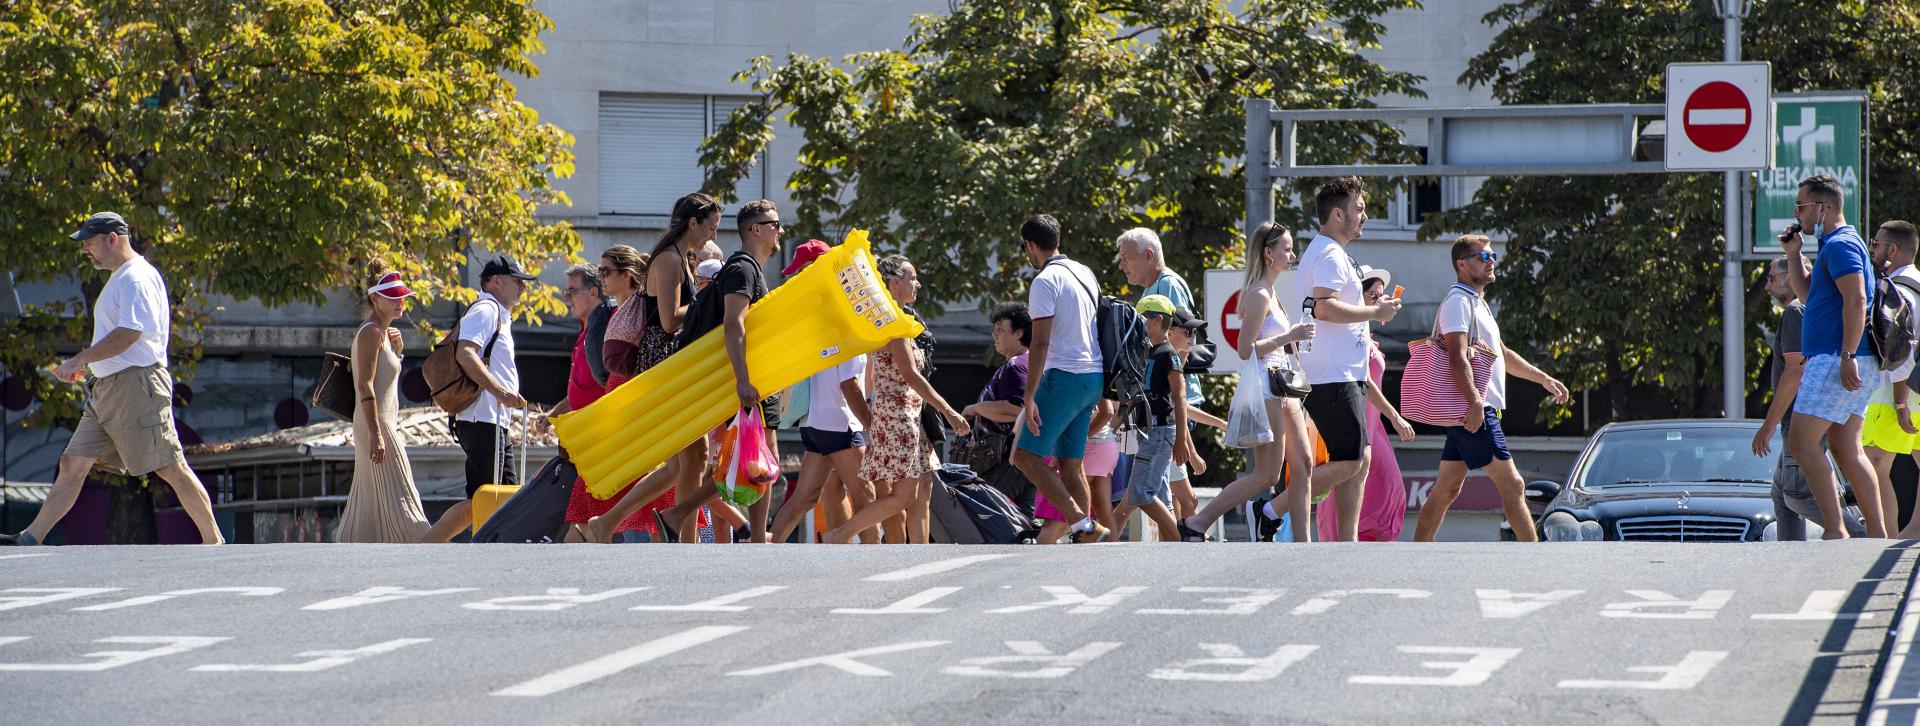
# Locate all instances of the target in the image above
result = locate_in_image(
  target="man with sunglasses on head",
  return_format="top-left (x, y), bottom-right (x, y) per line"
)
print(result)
top-left (1413, 235), bottom-right (1570, 542)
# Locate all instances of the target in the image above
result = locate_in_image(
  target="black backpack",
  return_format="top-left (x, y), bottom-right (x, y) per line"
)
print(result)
top-left (1049, 261), bottom-right (1150, 412)
top-left (1869, 274), bottom-right (1919, 372)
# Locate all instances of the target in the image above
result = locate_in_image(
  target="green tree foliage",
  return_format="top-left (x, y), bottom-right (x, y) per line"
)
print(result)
top-left (1427, 0), bottom-right (1919, 421)
top-left (700, 0), bottom-right (1425, 314)
top-left (0, 0), bottom-right (578, 424)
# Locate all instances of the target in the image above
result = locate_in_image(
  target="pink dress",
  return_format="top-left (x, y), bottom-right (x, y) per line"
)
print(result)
top-left (1317, 342), bottom-right (1408, 541)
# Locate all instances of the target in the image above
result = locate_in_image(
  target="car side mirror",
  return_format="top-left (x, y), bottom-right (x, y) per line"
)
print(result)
top-left (1525, 480), bottom-right (1561, 502)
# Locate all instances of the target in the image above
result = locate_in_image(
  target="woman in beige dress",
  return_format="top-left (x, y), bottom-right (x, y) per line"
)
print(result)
top-left (335, 271), bottom-right (431, 543)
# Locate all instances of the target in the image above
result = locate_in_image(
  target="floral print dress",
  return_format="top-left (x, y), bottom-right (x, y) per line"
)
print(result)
top-left (860, 344), bottom-right (929, 483)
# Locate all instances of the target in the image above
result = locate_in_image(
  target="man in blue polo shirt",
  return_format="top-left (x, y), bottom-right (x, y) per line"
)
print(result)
top-left (1781, 173), bottom-right (1890, 538)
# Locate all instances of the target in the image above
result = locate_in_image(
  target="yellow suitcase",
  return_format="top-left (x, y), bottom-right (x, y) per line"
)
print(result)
top-left (470, 483), bottom-right (521, 534)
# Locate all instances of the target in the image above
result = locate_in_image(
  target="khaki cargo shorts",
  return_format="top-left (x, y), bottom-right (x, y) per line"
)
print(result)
top-left (64, 364), bottom-right (185, 476)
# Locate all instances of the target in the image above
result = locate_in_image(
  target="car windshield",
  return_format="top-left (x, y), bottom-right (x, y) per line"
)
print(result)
top-left (1576, 426), bottom-right (1778, 489)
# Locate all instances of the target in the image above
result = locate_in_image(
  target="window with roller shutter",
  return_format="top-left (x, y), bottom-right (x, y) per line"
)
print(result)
top-left (597, 94), bottom-right (766, 216)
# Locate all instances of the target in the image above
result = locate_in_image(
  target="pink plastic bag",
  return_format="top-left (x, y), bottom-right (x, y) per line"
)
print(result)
top-left (713, 405), bottom-right (777, 506)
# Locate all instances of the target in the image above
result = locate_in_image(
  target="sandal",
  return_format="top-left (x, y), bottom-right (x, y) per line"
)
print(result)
top-left (1177, 521), bottom-right (1212, 543)
top-left (651, 511), bottom-right (681, 543)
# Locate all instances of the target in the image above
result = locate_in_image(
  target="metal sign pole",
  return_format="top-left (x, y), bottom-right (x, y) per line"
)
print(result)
top-left (1719, 6), bottom-right (1745, 419)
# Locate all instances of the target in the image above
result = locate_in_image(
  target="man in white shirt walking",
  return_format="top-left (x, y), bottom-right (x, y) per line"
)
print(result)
top-left (1413, 235), bottom-right (1570, 542)
top-left (1861, 221), bottom-right (1920, 538)
top-left (1013, 214), bottom-right (1110, 542)
top-left (3, 213), bottom-right (223, 545)
top-left (1297, 178), bottom-right (1401, 541)
top-left (423, 255), bottom-right (535, 542)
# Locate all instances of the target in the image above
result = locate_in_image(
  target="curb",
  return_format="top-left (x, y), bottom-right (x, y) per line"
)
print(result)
top-left (1866, 541), bottom-right (1920, 726)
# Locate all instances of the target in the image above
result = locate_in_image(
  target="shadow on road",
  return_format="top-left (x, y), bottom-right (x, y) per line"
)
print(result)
top-left (1779, 540), bottom-right (1917, 725)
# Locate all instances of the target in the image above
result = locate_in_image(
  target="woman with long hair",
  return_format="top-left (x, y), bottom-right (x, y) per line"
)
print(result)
top-left (829, 255), bottom-right (969, 543)
top-left (336, 270), bottom-right (432, 543)
top-left (1178, 222), bottom-right (1317, 541)
top-left (586, 193), bottom-right (723, 542)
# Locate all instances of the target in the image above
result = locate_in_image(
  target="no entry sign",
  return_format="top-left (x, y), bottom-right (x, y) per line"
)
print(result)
top-left (1665, 63), bottom-right (1773, 171)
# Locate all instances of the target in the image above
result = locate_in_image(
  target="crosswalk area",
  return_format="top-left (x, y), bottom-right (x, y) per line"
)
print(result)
top-left (0, 543), bottom-right (1913, 724)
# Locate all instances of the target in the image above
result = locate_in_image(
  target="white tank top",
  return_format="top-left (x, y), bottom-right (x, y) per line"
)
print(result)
top-left (1257, 302), bottom-right (1290, 367)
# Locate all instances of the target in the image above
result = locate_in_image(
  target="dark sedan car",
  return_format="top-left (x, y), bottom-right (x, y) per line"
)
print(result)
top-left (1525, 419), bottom-right (1859, 542)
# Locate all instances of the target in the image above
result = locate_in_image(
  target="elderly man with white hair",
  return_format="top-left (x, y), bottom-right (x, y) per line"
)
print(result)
top-left (1114, 227), bottom-right (1222, 523)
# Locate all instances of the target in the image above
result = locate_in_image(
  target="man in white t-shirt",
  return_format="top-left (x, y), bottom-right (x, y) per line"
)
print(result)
top-left (1860, 221), bottom-right (1920, 538)
top-left (4, 213), bottom-right (223, 546)
top-left (769, 242), bottom-right (875, 542)
top-left (1297, 177), bottom-right (1401, 541)
top-left (423, 255), bottom-right (535, 543)
top-left (1012, 214), bottom-right (1110, 542)
top-left (1413, 235), bottom-right (1570, 542)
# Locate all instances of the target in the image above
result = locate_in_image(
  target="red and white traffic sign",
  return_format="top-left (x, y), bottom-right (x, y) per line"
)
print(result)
top-left (1202, 268), bottom-right (1294, 373)
top-left (1665, 62), bottom-right (1773, 171)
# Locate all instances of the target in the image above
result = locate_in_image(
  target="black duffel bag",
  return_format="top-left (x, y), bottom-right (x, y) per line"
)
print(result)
top-left (471, 454), bottom-right (575, 544)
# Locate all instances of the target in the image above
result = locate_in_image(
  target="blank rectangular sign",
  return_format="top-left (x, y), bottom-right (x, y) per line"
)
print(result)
top-left (1446, 116), bottom-right (1631, 166)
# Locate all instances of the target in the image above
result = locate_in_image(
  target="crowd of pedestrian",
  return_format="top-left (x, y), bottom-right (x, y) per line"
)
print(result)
top-left (9, 173), bottom-right (1916, 546)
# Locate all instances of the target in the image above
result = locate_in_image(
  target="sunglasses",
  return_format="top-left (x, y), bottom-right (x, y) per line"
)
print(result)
top-left (753, 219), bottom-right (784, 231)
top-left (1457, 251), bottom-right (1499, 263)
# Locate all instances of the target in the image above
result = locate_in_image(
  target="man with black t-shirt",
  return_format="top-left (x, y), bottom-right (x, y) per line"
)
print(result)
top-left (653, 200), bottom-right (781, 542)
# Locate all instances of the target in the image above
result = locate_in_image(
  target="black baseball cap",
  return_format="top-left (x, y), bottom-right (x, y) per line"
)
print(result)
top-left (480, 255), bottom-right (538, 281)
top-left (1169, 307), bottom-right (1207, 330)
top-left (69, 212), bottom-right (129, 241)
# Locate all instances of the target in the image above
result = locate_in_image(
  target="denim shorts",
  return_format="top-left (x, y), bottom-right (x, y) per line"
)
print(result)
top-left (1123, 426), bottom-right (1178, 506)
top-left (1016, 370), bottom-right (1103, 460)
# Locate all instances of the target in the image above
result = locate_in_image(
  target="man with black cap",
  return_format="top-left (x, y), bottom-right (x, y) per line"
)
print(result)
top-left (3, 213), bottom-right (224, 545)
top-left (423, 254), bottom-right (536, 542)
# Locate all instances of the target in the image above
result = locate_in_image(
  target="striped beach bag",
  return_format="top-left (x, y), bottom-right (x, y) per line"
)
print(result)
top-left (1400, 289), bottom-right (1498, 427)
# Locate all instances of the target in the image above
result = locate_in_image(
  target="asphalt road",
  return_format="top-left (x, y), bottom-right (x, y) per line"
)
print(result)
top-left (2, 541), bottom-right (1916, 725)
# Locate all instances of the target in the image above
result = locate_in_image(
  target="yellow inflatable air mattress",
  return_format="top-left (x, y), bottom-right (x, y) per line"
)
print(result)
top-left (555, 230), bottom-right (923, 498)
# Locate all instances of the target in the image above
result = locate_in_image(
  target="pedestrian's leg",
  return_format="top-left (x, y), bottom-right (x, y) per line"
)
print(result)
top-left (1041, 518), bottom-right (1077, 543)
top-left (1788, 414), bottom-right (1849, 538)
top-left (1185, 398), bottom-right (1291, 534)
top-left (1771, 485), bottom-right (1806, 542)
top-left (1869, 446), bottom-right (1897, 537)
top-left (1903, 453), bottom-right (1920, 538)
top-left (20, 456), bottom-right (98, 542)
top-left (1333, 445), bottom-right (1372, 542)
top-left (830, 477), bottom-right (913, 544)
top-left (1057, 457), bottom-right (1095, 541)
top-left (1168, 476), bottom-right (1198, 521)
top-left (1829, 415), bottom-right (1887, 537)
top-left (1137, 499), bottom-right (1180, 542)
top-left (1104, 500), bottom-right (1136, 542)
top-left (1415, 460), bottom-right (1470, 542)
top-left (1483, 459), bottom-right (1537, 542)
top-left (151, 462), bottom-right (225, 544)
top-left (906, 469), bottom-right (933, 544)
top-left (770, 453), bottom-right (830, 542)
top-left (1278, 400), bottom-right (1315, 543)
top-left (1088, 462), bottom-right (1114, 537)
top-left (423, 501), bottom-right (473, 543)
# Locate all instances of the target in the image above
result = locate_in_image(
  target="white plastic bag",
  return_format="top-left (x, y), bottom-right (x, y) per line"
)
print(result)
top-left (1223, 355), bottom-right (1273, 449)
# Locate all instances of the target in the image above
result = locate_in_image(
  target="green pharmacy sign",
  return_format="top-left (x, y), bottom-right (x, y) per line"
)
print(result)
top-left (1752, 95), bottom-right (1868, 254)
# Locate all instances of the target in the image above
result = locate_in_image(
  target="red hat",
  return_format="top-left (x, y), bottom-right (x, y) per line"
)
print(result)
top-left (781, 239), bottom-right (831, 276)
top-left (366, 272), bottom-right (415, 299)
